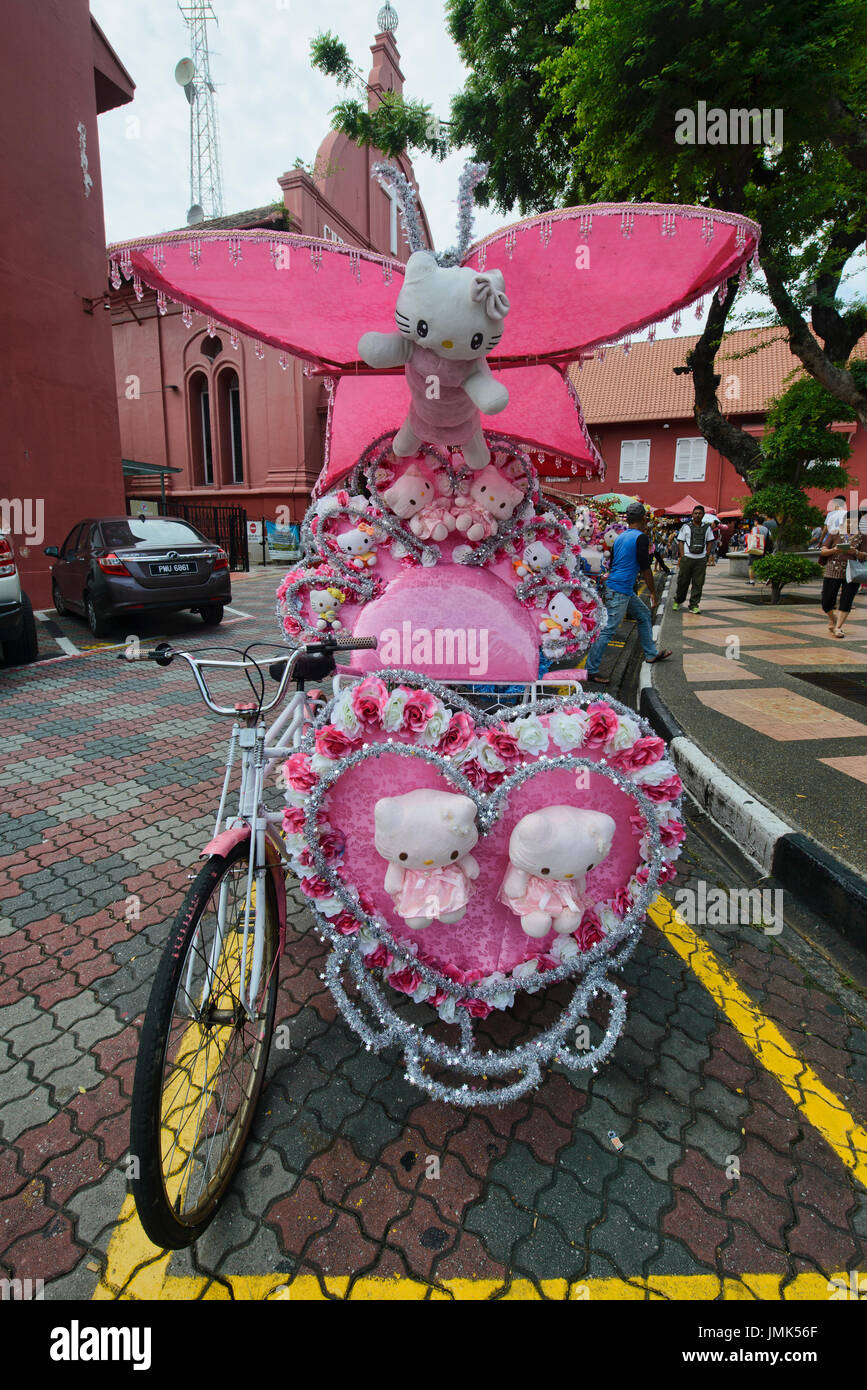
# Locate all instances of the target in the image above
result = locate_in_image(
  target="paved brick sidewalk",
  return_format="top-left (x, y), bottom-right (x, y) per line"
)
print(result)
top-left (2, 573), bottom-right (867, 1299)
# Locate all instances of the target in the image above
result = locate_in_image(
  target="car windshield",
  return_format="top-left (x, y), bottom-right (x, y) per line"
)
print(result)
top-left (100, 520), bottom-right (206, 549)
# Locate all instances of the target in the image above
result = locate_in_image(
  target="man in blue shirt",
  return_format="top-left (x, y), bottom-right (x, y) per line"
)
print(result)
top-left (585, 502), bottom-right (672, 685)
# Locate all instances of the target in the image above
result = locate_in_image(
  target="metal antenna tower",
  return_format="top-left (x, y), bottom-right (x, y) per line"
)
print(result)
top-left (176, 2), bottom-right (224, 223)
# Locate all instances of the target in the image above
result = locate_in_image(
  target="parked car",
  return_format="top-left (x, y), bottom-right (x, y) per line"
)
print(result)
top-left (0, 531), bottom-right (39, 665)
top-left (44, 517), bottom-right (232, 638)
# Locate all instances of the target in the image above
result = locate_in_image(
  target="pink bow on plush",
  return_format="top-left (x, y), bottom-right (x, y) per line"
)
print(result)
top-left (471, 275), bottom-right (510, 321)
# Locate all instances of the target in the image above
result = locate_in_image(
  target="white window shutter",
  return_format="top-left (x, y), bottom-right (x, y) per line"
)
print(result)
top-left (675, 438), bottom-right (707, 482)
top-left (619, 439), bottom-right (650, 483)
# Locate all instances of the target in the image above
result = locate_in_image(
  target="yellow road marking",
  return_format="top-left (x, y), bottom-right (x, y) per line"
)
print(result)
top-left (648, 897), bottom-right (867, 1189)
top-left (97, 893), bottom-right (867, 1299)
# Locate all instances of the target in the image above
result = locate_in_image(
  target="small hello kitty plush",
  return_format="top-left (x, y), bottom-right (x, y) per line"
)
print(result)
top-left (539, 591), bottom-right (581, 637)
top-left (337, 524), bottom-right (379, 568)
top-left (452, 465), bottom-right (524, 543)
top-left (309, 586), bottom-right (345, 631)
top-left (514, 540), bottom-right (558, 579)
top-left (358, 251), bottom-right (510, 469)
top-left (382, 463), bottom-right (455, 542)
top-left (499, 806), bottom-right (617, 938)
top-left (374, 788), bottom-right (480, 929)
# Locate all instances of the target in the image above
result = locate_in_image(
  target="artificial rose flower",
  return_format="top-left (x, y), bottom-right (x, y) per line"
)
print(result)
top-left (330, 687), bottom-right (362, 737)
top-left (416, 699), bottom-right (450, 747)
top-left (458, 996), bottom-right (492, 1020)
top-left (366, 943), bottom-right (393, 971)
top-left (657, 860), bottom-right (679, 885)
top-left (549, 709), bottom-right (590, 751)
top-left (640, 776), bottom-right (683, 804)
top-left (298, 829), bottom-right (345, 866)
top-left (574, 911), bottom-right (605, 951)
top-left (351, 676), bottom-right (388, 725)
top-left (610, 886), bottom-right (634, 917)
top-left (486, 725), bottom-right (521, 764)
top-left (635, 865), bottom-right (650, 885)
top-left (382, 687), bottom-right (411, 732)
top-left (512, 715), bottom-right (549, 755)
top-left (478, 971), bottom-right (515, 1011)
top-left (402, 689), bottom-right (439, 734)
top-left (299, 875), bottom-right (337, 900)
top-left (429, 989), bottom-right (450, 1008)
top-left (436, 995), bottom-right (458, 1023)
top-left (512, 959), bottom-right (542, 992)
top-left (584, 703), bottom-right (619, 747)
top-left (629, 812), bottom-right (649, 835)
top-left (388, 967), bottom-right (425, 996)
top-left (475, 739), bottom-right (506, 772)
top-left (282, 806), bottom-right (307, 835)
top-left (605, 715), bottom-right (642, 753)
top-left (332, 910), bottom-right (359, 936)
top-left (315, 724), bottom-right (358, 760)
top-left (439, 712), bottom-right (475, 755)
top-left (283, 753), bottom-right (316, 792)
top-left (610, 735), bottom-right (666, 771)
top-left (659, 818), bottom-right (687, 847)
top-left (282, 615), bottom-right (303, 638)
top-left (632, 758), bottom-right (678, 786)
top-left (550, 934), bottom-right (579, 962)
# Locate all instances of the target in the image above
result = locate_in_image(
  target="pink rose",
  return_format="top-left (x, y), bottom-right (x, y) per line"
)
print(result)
top-left (298, 829), bottom-right (345, 867)
top-left (610, 736), bottom-right (666, 771)
top-left (299, 875), bottom-right (337, 901)
top-left (574, 910), bottom-right (605, 951)
top-left (352, 676), bottom-right (388, 725)
top-left (584, 704), bottom-right (619, 747)
top-left (284, 753), bottom-right (316, 791)
top-left (388, 968), bottom-right (424, 996)
top-left (487, 724), bottom-right (520, 763)
top-left (402, 689), bottom-right (439, 734)
top-left (657, 861), bottom-right (679, 885)
top-left (429, 989), bottom-right (450, 1008)
top-left (367, 943), bottom-right (393, 971)
top-left (458, 997), bottom-right (492, 1020)
top-left (332, 910), bottom-right (359, 936)
top-left (635, 865), bottom-right (650, 885)
top-left (659, 818), bottom-right (687, 847)
top-left (629, 812), bottom-right (648, 836)
top-left (610, 886), bottom-right (634, 917)
top-left (315, 724), bottom-right (358, 759)
top-left (282, 806), bottom-right (307, 834)
top-left (439, 712), bottom-right (475, 755)
top-left (642, 775), bottom-right (683, 803)
top-left (282, 615), bottom-right (303, 638)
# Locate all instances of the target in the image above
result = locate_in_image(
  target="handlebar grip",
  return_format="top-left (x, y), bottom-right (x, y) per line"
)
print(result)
top-left (331, 635), bottom-right (378, 650)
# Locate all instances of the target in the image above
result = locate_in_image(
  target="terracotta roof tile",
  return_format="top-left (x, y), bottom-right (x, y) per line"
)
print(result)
top-left (568, 326), bottom-right (867, 424)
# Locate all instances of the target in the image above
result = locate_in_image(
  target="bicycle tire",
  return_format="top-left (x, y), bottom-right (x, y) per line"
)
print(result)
top-left (130, 841), bottom-right (280, 1248)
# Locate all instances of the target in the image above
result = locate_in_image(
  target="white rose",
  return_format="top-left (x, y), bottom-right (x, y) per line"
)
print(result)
top-left (416, 700), bottom-right (450, 747)
top-left (551, 934), bottom-right (579, 961)
top-left (632, 758), bottom-right (678, 786)
top-left (331, 688), bottom-right (361, 736)
top-left (317, 897), bottom-right (343, 918)
top-left (476, 739), bottom-right (506, 772)
top-left (607, 715), bottom-right (641, 752)
top-left (450, 737), bottom-right (480, 768)
top-left (411, 980), bottom-right (434, 1004)
top-left (382, 688), bottom-right (410, 731)
top-left (283, 788), bottom-right (307, 809)
top-left (512, 716), bottom-right (550, 754)
top-left (512, 959), bottom-right (542, 992)
top-left (356, 929), bottom-right (381, 956)
top-left (311, 753), bottom-right (335, 773)
top-left (549, 710), bottom-right (590, 751)
top-left (479, 971), bottom-right (515, 1011)
top-left (599, 906), bottom-right (620, 936)
top-left (436, 995), bottom-right (457, 1024)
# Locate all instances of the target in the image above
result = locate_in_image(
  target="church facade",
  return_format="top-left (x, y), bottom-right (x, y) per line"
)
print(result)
top-left (110, 24), bottom-right (432, 527)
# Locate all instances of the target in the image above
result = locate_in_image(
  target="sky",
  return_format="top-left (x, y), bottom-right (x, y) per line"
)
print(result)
top-left (90, 0), bottom-right (865, 341)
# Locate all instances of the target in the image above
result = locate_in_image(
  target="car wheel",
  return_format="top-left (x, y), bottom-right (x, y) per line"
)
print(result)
top-left (51, 580), bottom-right (67, 616)
top-left (3, 594), bottom-right (39, 665)
top-left (199, 605), bottom-right (224, 626)
top-left (85, 590), bottom-right (110, 638)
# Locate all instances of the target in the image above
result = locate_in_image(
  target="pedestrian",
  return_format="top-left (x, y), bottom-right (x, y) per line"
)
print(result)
top-left (819, 506), bottom-right (867, 637)
top-left (585, 502), bottom-right (672, 684)
top-left (745, 514), bottom-right (772, 585)
top-left (672, 504), bottom-right (717, 613)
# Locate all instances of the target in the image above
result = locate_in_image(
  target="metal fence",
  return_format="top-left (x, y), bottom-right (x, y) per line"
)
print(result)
top-left (164, 502), bottom-right (249, 572)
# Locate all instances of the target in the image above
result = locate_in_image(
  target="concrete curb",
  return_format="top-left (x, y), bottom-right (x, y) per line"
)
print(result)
top-left (639, 594), bottom-right (867, 951)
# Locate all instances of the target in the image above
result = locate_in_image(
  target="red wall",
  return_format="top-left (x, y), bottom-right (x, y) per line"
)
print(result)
top-left (555, 417), bottom-right (867, 515)
top-left (0, 1), bottom-right (131, 607)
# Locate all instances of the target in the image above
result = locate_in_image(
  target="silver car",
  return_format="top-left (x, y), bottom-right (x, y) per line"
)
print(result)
top-left (0, 530), bottom-right (38, 665)
top-left (45, 517), bottom-right (232, 638)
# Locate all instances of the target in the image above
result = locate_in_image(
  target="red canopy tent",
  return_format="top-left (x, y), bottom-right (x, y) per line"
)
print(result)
top-left (665, 494), bottom-right (705, 515)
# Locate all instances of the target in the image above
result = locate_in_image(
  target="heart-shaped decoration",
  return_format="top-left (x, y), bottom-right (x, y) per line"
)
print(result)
top-left (281, 674), bottom-right (684, 1022)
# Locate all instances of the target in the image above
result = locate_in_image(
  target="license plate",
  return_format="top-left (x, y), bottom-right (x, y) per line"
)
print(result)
top-left (149, 561), bottom-right (197, 575)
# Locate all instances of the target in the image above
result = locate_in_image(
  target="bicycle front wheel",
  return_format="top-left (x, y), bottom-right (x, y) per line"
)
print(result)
top-left (130, 841), bottom-right (280, 1248)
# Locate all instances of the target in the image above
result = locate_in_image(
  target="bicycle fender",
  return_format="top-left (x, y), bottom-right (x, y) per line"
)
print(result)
top-left (200, 825), bottom-right (250, 858)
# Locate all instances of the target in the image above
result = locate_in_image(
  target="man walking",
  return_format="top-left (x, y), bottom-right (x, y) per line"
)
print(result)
top-left (673, 503), bottom-right (716, 613)
top-left (585, 502), bottom-right (672, 685)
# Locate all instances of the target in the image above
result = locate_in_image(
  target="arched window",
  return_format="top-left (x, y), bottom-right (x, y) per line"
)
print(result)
top-left (188, 371), bottom-right (214, 485)
top-left (202, 335), bottom-right (223, 361)
top-left (218, 369), bottom-right (244, 484)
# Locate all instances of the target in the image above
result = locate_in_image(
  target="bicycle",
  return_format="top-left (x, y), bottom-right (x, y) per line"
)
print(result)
top-left (125, 634), bottom-right (375, 1249)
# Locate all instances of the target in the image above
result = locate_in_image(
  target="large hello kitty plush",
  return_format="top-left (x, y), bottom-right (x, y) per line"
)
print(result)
top-left (452, 465), bottom-right (524, 543)
top-left (382, 463), bottom-right (455, 542)
top-left (374, 788), bottom-right (480, 929)
top-left (540, 591), bottom-right (581, 638)
top-left (358, 251), bottom-right (510, 470)
top-left (499, 806), bottom-right (617, 938)
top-left (514, 540), bottom-right (558, 579)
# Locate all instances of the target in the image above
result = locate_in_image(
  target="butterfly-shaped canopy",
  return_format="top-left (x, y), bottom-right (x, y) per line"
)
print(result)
top-left (109, 202), bottom-right (759, 487)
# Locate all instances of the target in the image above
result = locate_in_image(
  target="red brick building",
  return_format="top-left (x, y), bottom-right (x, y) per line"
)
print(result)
top-left (0, 5), bottom-right (134, 607)
top-left (110, 25), bottom-right (432, 526)
top-left (561, 327), bottom-right (866, 514)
